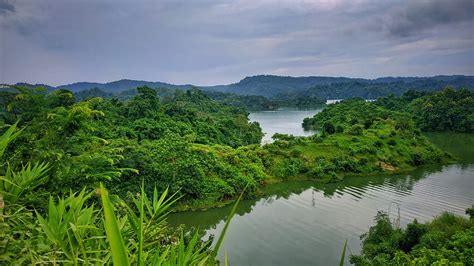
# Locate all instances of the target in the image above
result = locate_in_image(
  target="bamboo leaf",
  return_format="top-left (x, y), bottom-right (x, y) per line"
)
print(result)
top-left (213, 184), bottom-right (247, 257)
top-left (99, 183), bottom-right (130, 266)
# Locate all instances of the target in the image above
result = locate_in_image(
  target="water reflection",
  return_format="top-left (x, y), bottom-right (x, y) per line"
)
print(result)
top-left (168, 133), bottom-right (474, 266)
top-left (168, 162), bottom-right (460, 231)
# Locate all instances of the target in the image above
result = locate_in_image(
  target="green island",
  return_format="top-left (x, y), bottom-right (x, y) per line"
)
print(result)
top-left (1, 85), bottom-right (473, 264)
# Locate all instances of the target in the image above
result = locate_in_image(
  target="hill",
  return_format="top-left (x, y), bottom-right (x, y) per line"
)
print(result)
top-left (58, 79), bottom-right (196, 93)
top-left (10, 75), bottom-right (474, 100)
top-left (215, 75), bottom-right (474, 98)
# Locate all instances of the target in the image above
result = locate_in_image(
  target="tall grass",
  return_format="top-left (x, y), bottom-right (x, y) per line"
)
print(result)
top-left (1, 123), bottom-right (240, 264)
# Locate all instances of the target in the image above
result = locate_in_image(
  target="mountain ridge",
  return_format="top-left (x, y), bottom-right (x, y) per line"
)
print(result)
top-left (8, 74), bottom-right (474, 99)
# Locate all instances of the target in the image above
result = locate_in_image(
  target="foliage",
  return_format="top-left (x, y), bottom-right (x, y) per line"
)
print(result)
top-left (0, 82), bottom-right (464, 264)
top-left (375, 88), bottom-right (474, 133)
top-left (350, 208), bottom-right (474, 265)
top-left (268, 99), bottom-right (447, 182)
top-left (206, 75), bottom-right (474, 98)
top-left (0, 124), bottom-right (240, 264)
top-left (203, 90), bottom-right (279, 111)
top-left (409, 88), bottom-right (474, 133)
top-left (0, 86), bottom-right (264, 206)
top-left (0, 87), bottom-right (453, 207)
top-left (272, 94), bottom-right (326, 109)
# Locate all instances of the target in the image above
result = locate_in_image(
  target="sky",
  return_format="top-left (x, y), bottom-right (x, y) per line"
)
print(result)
top-left (1, 0), bottom-right (473, 86)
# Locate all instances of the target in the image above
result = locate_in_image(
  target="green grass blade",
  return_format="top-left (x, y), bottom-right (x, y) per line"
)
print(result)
top-left (213, 184), bottom-right (248, 257)
top-left (137, 181), bottom-right (145, 266)
top-left (339, 239), bottom-right (347, 266)
top-left (99, 183), bottom-right (130, 266)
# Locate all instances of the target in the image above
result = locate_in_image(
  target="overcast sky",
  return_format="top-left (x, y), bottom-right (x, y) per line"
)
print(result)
top-left (1, 0), bottom-right (473, 86)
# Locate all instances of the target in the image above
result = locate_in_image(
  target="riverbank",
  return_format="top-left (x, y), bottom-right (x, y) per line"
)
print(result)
top-left (174, 99), bottom-right (455, 211)
top-left (174, 156), bottom-right (455, 212)
top-left (168, 141), bottom-right (474, 265)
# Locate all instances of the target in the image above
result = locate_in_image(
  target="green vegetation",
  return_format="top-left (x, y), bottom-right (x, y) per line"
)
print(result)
top-left (272, 94), bottom-right (326, 109)
top-left (0, 123), bottom-right (244, 264)
top-left (0, 84), bottom-right (469, 264)
top-left (1, 86), bottom-right (264, 208)
top-left (208, 75), bottom-right (473, 98)
top-left (19, 75), bottom-right (473, 99)
top-left (203, 91), bottom-right (278, 111)
top-left (204, 91), bottom-right (326, 111)
top-left (0, 88), bottom-right (451, 208)
top-left (375, 88), bottom-right (474, 133)
top-left (267, 99), bottom-right (448, 182)
top-left (350, 207), bottom-right (474, 265)
top-left (73, 87), bottom-right (326, 111)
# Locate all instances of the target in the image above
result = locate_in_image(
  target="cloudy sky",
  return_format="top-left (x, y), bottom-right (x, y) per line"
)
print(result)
top-left (1, 0), bottom-right (473, 86)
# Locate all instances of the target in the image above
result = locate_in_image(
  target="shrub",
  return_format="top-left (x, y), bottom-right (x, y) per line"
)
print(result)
top-left (387, 139), bottom-right (397, 146)
top-left (323, 121), bottom-right (336, 135)
top-left (364, 119), bottom-right (374, 129)
top-left (311, 135), bottom-right (324, 143)
top-left (349, 124), bottom-right (364, 135)
top-left (374, 140), bottom-right (384, 148)
top-left (408, 153), bottom-right (424, 166)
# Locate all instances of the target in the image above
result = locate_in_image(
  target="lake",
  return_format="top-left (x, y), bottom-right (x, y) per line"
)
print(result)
top-left (248, 108), bottom-right (322, 143)
top-left (169, 109), bottom-right (474, 266)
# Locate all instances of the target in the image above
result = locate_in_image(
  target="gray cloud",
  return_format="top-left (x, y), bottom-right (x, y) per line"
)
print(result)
top-left (0, 0), bottom-right (473, 86)
top-left (383, 0), bottom-right (474, 37)
top-left (0, 0), bottom-right (14, 14)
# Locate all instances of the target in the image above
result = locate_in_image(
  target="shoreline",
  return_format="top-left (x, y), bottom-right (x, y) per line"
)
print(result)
top-left (172, 158), bottom-right (458, 212)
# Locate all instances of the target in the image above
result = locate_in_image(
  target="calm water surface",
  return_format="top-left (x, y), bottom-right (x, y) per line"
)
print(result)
top-left (169, 110), bottom-right (474, 266)
top-left (248, 108), bottom-right (322, 143)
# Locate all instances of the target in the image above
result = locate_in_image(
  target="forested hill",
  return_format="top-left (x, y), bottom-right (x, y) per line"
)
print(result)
top-left (9, 79), bottom-right (195, 93)
top-left (9, 74), bottom-right (474, 99)
top-left (212, 75), bottom-right (474, 98)
top-left (60, 79), bottom-right (196, 93)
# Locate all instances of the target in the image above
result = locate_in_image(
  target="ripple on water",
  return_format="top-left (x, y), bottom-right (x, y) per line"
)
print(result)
top-left (170, 165), bottom-right (473, 266)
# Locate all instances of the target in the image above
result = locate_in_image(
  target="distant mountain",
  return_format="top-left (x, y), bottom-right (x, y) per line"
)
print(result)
top-left (10, 74), bottom-right (474, 99)
top-left (211, 75), bottom-right (359, 97)
top-left (57, 79), bottom-right (196, 93)
top-left (13, 82), bottom-right (56, 91)
top-left (211, 75), bottom-right (474, 98)
top-left (74, 88), bottom-right (114, 101)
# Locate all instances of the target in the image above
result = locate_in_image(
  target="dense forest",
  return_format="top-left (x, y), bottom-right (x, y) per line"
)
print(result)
top-left (304, 88), bottom-right (474, 133)
top-left (73, 87), bottom-right (326, 111)
top-left (375, 88), bottom-right (474, 133)
top-left (0, 87), bottom-right (454, 207)
top-left (351, 207), bottom-right (474, 265)
top-left (13, 74), bottom-right (474, 101)
top-left (0, 85), bottom-right (471, 264)
top-left (0, 122), bottom-right (229, 264)
top-left (211, 75), bottom-right (474, 98)
top-left (274, 98), bottom-right (448, 182)
top-left (1, 86), bottom-right (264, 206)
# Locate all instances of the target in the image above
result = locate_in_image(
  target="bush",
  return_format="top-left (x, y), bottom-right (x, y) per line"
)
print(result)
top-left (364, 119), bottom-right (374, 129)
top-left (323, 121), bottom-right (336, 135)
top-left (374, 140), bottom-right (384, 148)
top-left (350, 209), bottom-right (473, 265)
top-left (311, 135), bottom-right (324, 143)
top-left (349, 124), bottom-right (364, 135)
top-left (408, 153), bottom-right (424, 166)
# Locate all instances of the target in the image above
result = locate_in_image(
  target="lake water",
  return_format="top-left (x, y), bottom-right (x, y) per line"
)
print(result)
top-left (169, 109), bottom-right (474, 266)
top-left (248, 108), bottom-right (322, 144)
